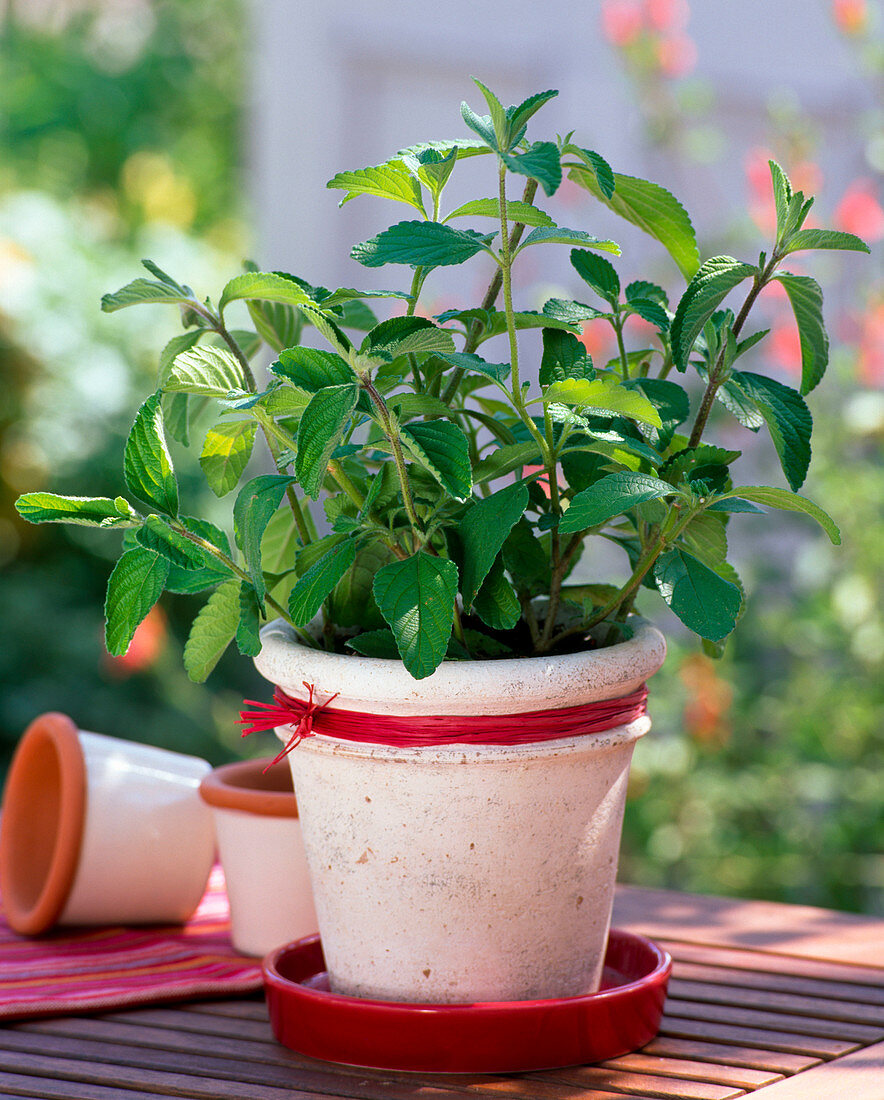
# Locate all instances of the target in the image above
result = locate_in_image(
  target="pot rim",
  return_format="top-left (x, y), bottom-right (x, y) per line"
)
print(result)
top-left (254, 617), bottom-right (666, 717)
top-left (199, 758), bottom-right (299, 818)
top-left (0, 712), bottom-right (87, 935)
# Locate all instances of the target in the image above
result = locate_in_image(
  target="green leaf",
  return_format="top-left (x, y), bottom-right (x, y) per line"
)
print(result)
top-left (540, 328), bottom-right (593, 385)
top-left (124, 392), bottom-right (178, 516)
top-left (502, 141), bottom-right (562, 197)
top-left (104, 548), bottom-right (169, 656)
top-left (247, 299), bottom-right (302, 353)
top-left (716, 377), bottom-right (765, 429)
top-left (200, 420), bottom-right (257, 496)
top-left (400, 147), bottom-right (457, 198)
top-left (460, 101), bottom-right (498, 152)
top-left (627, 297), bottom-right (670, 332)
top-left (15, 493), bottom-right (139, 529)
top-left (473, 440), bottom-right (543, 483)
top-left (560, 472), bottom-right (673, 533)
top-left (502, 519), bottom-right (550, 595)
top-left (769, 160), bottom-right (792, 236)
top-left (570, 249), bottom-right (621, 305)
top-left (680, 512), bottom-right (728, 566)
top-left (233, 474), bottom-right (295, 604)
top-left (346, 629), bottom-right (401, 659)
top-left (517, 227), bottom-right (619, 255)
top-left (219, 271), bottom-right (314, 314)
top-left (101, 277), bottom-right (193, 313)
top-left (288, 538), bottom-right (357, 627)
top-left (567, 167), bottom-right (700, 279)
top-left (782, 228), bottom-right (870, 256)
top-left (262, 508), bottom-right (301, 575)
top-left (296, 384), bottom-right (359, 499)
top-left (507, 87), bottom-right (559, 143)
top-left (272, 347), bottom-right (353, 391)
top-left (136, 515), bottom-right (206, 569)
top-left (459, 481), bottom-right (529, 607)
top-left (235, 583), bottom-right (263, 657)
top-left (446, 198), bottom-right (555, 227)
top-left (326, 161), bottom-right (426, 215)
top-left (163, 516), bottom-right (232, 594)
top-left (296, 304), bottom-right (354, 358)
top-left (562, 145), bottom-right (615, 199)
top-left (544, 378), bottom-right (662, 427)
top-left (720, 485), bottom-right (840, 544)
top-left (373, 552), bottom-right (459, 679)
top-left (542, 298), bottom-right (607, 324)
top-left (654, 548), bottom-right (742, 641)
top-left (158, 331), bottom-right (203, 383)
top-left (401, 420), bottom-right (473, 500)
top-left (623, 378), bottom-right (690, 447)
top-left (352, 221), bottom-right (495, 268)
top-left (163, 345), bottom-right (247, 396)
top-left (626, 280), bottom-right (668, 307)
top-left (183, 578), bottom-right (240, 682)
top-left (471, 79), bottom-right (509, 149)
top-left (328, 540), bottom-right (394, 629)
top-left (473, 555), bottom-right (520, 630)
top-left (774, 273), bottom-right (829, 395)
top-left (729, 371), bottom-right (812, 490)
top-left (362, 316), bottom-right (455, 359)
top-left (670, 257), bottom-right (756, 371)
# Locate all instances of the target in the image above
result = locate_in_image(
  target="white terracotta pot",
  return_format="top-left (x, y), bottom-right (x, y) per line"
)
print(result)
top-left (0, 712), bottom-right (215, 934)
top-left (254, 619), bottom-right (665, 1003)
top-left (199, 758), bottom-right (318, 957)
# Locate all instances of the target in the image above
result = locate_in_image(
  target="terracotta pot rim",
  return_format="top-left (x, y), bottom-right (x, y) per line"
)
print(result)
top-left (0, 712), bottom-right (87, 935)
top-left (199, 758), bottom-right (298, 818)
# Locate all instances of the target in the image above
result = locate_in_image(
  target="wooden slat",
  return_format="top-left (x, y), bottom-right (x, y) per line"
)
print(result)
top-left (661, 940), bottom-right (884, 987)
top-left (664, 997), bottom-right (884, 1043)
top-left (538, 1065), bottom-right (747, 1098)
top-left (658, 1016), bottom-right (861, 1058)
top-left (0, 1075), bottom-right (176, 1100)
top-left (614, 885), bottom-right (884, 967)
top-left (670, 960), bottom-right (884, 1006)
top-left (598, 1052), bottom-right (782, 1090)
top-left (668, 978), bottom-right (884, 1026)
top-left (750, 1038), bottom-right (884, 1098)
top-left (639, 1037), bottom-right (821, 1075)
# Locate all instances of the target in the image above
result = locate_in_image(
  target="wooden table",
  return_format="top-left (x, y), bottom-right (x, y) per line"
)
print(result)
top-left (1, 886), bottom-right (881, 1099)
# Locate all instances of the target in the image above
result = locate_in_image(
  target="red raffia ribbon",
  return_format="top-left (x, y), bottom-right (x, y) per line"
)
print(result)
top-left (240, 682), bottom-right (648, 761)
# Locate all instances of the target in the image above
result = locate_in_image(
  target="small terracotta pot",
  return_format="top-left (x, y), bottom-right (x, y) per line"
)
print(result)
top-left (0, 712), bottom-right (215, 935)
top-left (199, 758), bottom-right (318, 957)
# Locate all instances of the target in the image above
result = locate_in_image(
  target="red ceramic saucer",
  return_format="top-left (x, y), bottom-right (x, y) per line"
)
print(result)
top-left (263, 929), bottom-right (671, 1073)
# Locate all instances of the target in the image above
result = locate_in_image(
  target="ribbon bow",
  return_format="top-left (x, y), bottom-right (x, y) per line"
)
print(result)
top-left (239, 682), bottom-right (340, 769)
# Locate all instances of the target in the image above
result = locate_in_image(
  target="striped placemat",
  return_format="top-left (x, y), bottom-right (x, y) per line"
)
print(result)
top-left (0, 866), bottom-right (263, 1020)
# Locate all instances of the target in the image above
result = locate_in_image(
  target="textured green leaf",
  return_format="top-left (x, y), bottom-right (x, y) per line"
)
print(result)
top-left (542, 298), bottom-right (607, 324)
top-left (219, 271), bottom-right (314, 313)
top-left (769, 160), bottom-right (792, 234)
top-left (261, 508), bottom-right (300, 575)
top-left (544, 378), bottom-right (662, 427)
top-left (158, 331), bottom-right (203, 383)
top-left (670, 257), bottom-right (756, 371)
top-left (296, 384), bottom-right (359, 499)
top-left (104, 548), bottom-right (169, 656)
top-left (472, 79), bottom-right (509, 148)
top-left (502, 518), bottom-right (550, 595)
top-left (352, 221), bottom-right (495, 268)
top-left (774, 273), bottom-right (829, 395)
top-left (233, 474), bottom-right (295, 604)
top-left (626, 280), bottom-right (668, 306)
top-left (654, 548), bottom-right (742, 641)
top-left (163, 345), bottom-right (247, 397)
top-left (346, 629), bottom-right (401, 659)
top-left (183, 578), bottom-right (240, 681)
top-left (627, 297), bottom-right (670, 331)
top-left (398, 138), bottom-right (491, 161)
top-left (399, 147), bottom-right (457, 198)
top-left (716, 378), bottom-right (765, 429)
top-left (288, 538), bottom-right (357, 626)
top-left (729, 371), bottom-right (812, 490)
top-left (328, 540), bottom-right (393, 629)
top-left (272, 347), bottom-right (353, 392)
top-left (162, 516), bottom-right (232, 593)
top-left (459, 482), bottom-right (529, 607)
top-left (506, 87), bottom-right (558, 146)
top-left (326, 161), bottom-right (426, 214)
top-left (296, 304), bottom-right (353, 357)
top-left (518, 227), bottom-right (619, 255)
top-left (15, 493), bottom-right (139, 529)
top-left (570, 249), bottom-right (621, 305)
top-left (401, 420), bottom-right (472, 500)
top-left (680, 512), bottom-right (728, 566)
top-left (560, 472), bottom-right (673, 533)
top-left (235, 583), bottom-right (263, 657)
top-left (562, 145), bottom-right (615, 199)
top-left (373, 552), bottom-right (459, 679)
top-left (247, 298), bottom-right (301, 353)
top-left (721, 485), bottom-right (840, 544)
top-left (446, 198), bottom-right (555, 227)
top-left (124, 392), bottom-right (178, 516)
top-left (567, 167), bottom-right (700, 279)
top-left (200, 420), bottom-right (257, 497)
top-left (362, 316), bottom-right (455, 359)
top-left (782, 228), bottom-right (870, 256)
top-left (473, 440), bottom-right (543, 483)
top-left (101, 278), bottom-right (192, 313)
top-left (540, 328), bottom-right (593, 386)
top-left (502, 141), bottom-right (562, 197)
top-left (460, 101), bottom-right (498, 151)
top-left (136, 515), bottom-right (206, 569)
top-left (473, 555), bottom-right (520, 630)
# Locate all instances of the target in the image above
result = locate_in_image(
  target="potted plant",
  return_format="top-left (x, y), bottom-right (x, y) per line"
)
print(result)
top-left (16, 80), bottom-right (868, 1002)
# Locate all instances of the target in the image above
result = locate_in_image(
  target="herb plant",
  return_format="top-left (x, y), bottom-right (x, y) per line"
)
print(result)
top-left (15, 81), bottom-right (869, 681)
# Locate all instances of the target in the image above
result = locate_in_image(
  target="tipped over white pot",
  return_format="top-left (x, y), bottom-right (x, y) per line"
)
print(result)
top-left (254, 619), bottom-right (665, 1003)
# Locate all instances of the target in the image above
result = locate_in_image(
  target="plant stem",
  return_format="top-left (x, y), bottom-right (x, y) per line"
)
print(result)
top-left (498, 163), bottom-right (521, 399)
top-left (613, 312), bottom-right (630, 380)
top-left (362, 378), bottom-right (422, 547)
top-left (687, 256), bottom-right (777, 448)
top-left (215, 319), bottom-right (258, 392)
